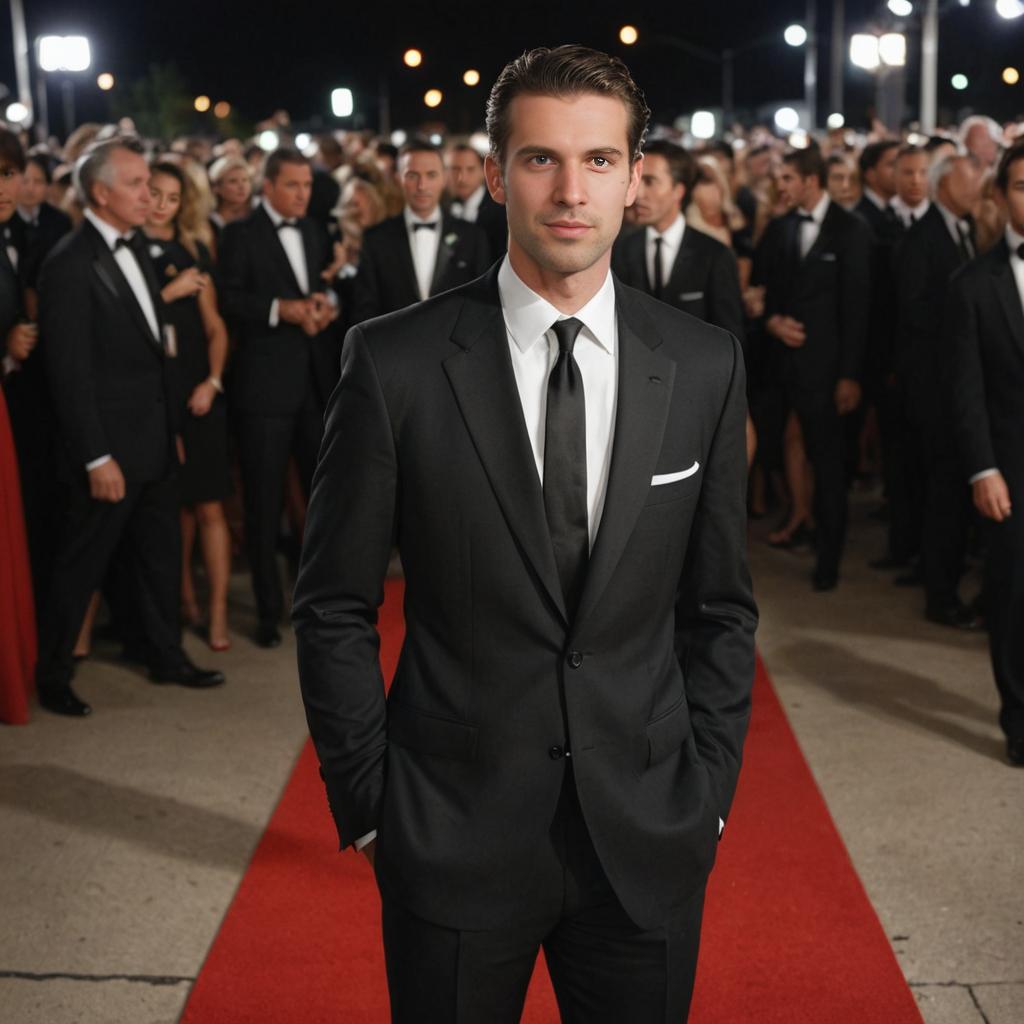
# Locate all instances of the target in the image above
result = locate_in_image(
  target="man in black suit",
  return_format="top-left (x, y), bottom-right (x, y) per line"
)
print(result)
top-left (755, 147), bottom-right (871, 590)
top-left (894, 154), bottom-right (984, 628)
top-left (218, 147), bottom-right (341, 648)
top-left (294, 45), bottom-right (757, 1022)
top-left (35, 138), bottom-right (224, 717)
top-left (10, 153), bottom-right (73, 292)
top-left (349, 140), bottom-right (491, 325)
top-left (612, 139), bottom-right (743, 341)
top-left (950, 142), bottom-right (1024, 766)
top-left (446, 141), bottom-right (509, 259)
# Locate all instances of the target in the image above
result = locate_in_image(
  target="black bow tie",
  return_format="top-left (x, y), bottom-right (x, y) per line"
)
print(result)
top-left (412, 221), bottom-right (438, 231)
top-left (277, 219), bottom-right (299, 230)
top-left (795, 212), bottom-right (814, 223)
top-left (114, 234), bottom-right (139, 252)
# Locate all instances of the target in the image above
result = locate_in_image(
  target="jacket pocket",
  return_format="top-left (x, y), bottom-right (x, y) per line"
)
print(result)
top-left (387, 700), bottom-right (479, 762)
top-left (638, 696), bottom-right (692, 773)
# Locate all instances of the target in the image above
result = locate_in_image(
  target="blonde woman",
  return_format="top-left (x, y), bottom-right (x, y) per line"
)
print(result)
top-left (144, 160), bottom-right (232, 650)
top-left (208, 155), bottom-right (254, 243)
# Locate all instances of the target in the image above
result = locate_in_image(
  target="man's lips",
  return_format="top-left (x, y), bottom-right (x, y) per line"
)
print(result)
top-left (546, 221), bottom-right (592, 238)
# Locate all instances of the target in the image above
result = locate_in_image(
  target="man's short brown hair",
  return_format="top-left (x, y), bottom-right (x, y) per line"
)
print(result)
top-left (642, 139), bottom-right (697, 200)
top-left (486, 44), bottom-right (650, 167)
top-left (0, 128), bottom-right (27, 174)
top-left (783, 147), bottom-right (827, 188)
top-left (264, 146), bottom-right (310, 183)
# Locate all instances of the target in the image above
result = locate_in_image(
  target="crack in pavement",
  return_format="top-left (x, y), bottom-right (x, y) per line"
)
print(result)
top-left (0, 970), bottom-right (194, 986)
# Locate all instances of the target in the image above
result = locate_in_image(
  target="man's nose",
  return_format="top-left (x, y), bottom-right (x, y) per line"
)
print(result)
top-left (552, 163), bottom-right (585, 207)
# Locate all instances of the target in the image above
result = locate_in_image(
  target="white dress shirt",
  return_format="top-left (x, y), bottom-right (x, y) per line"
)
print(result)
top-left (797, 193), bottom-right (830, 258)
top-left (862, 188), bottom-right (889, 214)
top-left (890, 196), bottom-right (930, 229)
top-left (451, 185), bottom-right (486, 223)
top-left (82, 208), bottom-right (162, 471)
top-left (404, 206), bottom-right (442, 301)
top-left (645, 213), bottom-right (685, 293)
top-left (934, 200), bottom-right (975, 260)
top-left (970, 224), bottom-right (1024, 485)
top-left (263, 198), bottom-right (310, 327)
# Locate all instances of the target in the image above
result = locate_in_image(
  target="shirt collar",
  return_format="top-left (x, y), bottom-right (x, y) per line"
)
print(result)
top-left (17, 205), bottom-right (39, 224)
top-left (261, 197), bottom-right (286, 227)
top-left (647, 212), bottom-right (685, 249)
top-left (799, 192), bottom-right (830, 224)
top-left (498, 255), bottom-right (616, 357)
top-left (84, 207), bottom-right (133, 250)
top-left (461, 185), bottom-right (486, 210)
top-left (863, 188), bottom-right (888, 212)
top-left (404, 205), bottom-right (441, 231)
top-left (935, 200), bottom-right (968, 239)
top-left (1006, 223), bottom-right (1024, 257)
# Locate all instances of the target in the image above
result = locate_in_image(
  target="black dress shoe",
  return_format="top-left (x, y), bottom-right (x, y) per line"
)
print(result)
top-left (812, 569), bottom-right (838, 592)
top-left (1007, 738), bottom-right (1024, 766)
top-left (38, 686), bottom-right (92, 717)
top-left (150, 658), bottom-right (225, 688)
top-left (255, 623), bottom-right (282, 648)
top-left (924, 604), bottom-right (983, 631)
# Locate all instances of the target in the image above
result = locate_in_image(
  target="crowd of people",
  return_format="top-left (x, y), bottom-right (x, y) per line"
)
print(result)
top-left (0, 101), bottom-right (1020, 763)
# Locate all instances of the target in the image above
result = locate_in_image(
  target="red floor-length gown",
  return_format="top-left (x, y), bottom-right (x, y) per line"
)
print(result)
top-left (0, 383), bottom-right (36, 724)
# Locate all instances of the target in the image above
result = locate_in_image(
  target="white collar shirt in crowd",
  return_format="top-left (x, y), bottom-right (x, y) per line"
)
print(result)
top-left (451, 185), bottom-right (486, 223)
top-left (798, 193), bottom-right (830, 258)
top-left (935, 200), bottom-right (976, 259)
top-left (17, 206), bottom-right (39, 226)
top-left (497, 254), bottom-right (617, 549)
top-left (262, 197), bottom-right (309, 294)
top-left (890, 195), bottom-right (930, 228)
top-left (84, 208), bottom-right (159, 341)
top-left (645, 213), bottom-right (685, 292)
top-left (404, 205), bottom-right (442, 300)
top-left (3, 223), bottom-right (18, 274)
top-left (863, 188), bottom-right (889, 213)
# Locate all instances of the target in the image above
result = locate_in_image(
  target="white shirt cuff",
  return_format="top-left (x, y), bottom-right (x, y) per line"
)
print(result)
top-left (85, 454), bottom-right (113, 471)
top-left (719, 816), bottom-right (725, 837)
top-left (969, 468), bottom-right (999, 484)
top-left (269, 298), bottom-right (280, 328)
top-left (2, 354), bottom-right (20, 376)
top-left (354, 830), bottom-right (377, 852)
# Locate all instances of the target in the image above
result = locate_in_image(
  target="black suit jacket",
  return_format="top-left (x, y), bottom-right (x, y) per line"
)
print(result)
top-left (37, 219), bottom-right (178, 482)
top-left (853, 195), bottom-right (902, 384)
top-left (218, 205), bottom-right (340, 416)
top-left (893, 203), bottom-right (975, 420)
top-left (349, 211), bottom-right (491, 326)
top-left (293, 266), bottom-right (757, 932)
top-left (949, 238), bottom-right (1024, 481)
top-left (9, 203), bottom-right (72, 289)
top-left (612, 222), bottom-right (745, 344)
top-left (474, 190), bottom-right (508, 264)
top-left (755, 200), bottom-right (871, 395)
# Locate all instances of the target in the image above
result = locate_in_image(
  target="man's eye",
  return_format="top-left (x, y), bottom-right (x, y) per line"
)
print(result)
top-left (592, 157), bottom-right (608, 168)
top-left (530, 155), bottom-right (550, 166)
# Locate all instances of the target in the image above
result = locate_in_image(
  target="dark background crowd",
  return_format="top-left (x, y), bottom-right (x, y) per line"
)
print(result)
top-left (0, 85), bottom-right (1022, 762)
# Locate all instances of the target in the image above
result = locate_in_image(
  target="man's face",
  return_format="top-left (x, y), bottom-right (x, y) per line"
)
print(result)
top-left (895, 152), bottom-right (929, 207)
top-left (999, 156), bottom-right (1024, 235)
top-left (867, 145), bottom-right (898, 198)
top-left (446, 149), bottom-right (484, 201)
top-left (94, 149), bottom-right (151, 230)
top-left (941, 159), bottom-right (983, 218)
top-left (0, 163), bottom-right (23, 224)
top-left (633, 153), bottom-right (684, 230)
top-left (827, 162), bottom-right (858, 208)
top-left (964, 125), bottom-right (999, 169)
top-left (774, 163), bottom-right (811, 210)
top-left (216, 167), bottom-right (252, 207)
top-left (19, 162), bottom-right (47, 209)
top-left (264, 161), bottom-right (312, 219)
top-left (747, 150), bottom-right (773, 182)
top-left (485, 92), bottom-right (640, 279)
top-left (400, 150), bottom-right (445, 217)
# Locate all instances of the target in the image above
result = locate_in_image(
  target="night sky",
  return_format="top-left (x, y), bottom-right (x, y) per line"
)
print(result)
top-left (2, 0), bottom-right (1023, 138)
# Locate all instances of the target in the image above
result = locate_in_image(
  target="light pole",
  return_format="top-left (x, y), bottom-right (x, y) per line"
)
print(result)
top-left (35, 35), bottom-right (91, 141)
top-left (920, 0), bottom-right (939, 133)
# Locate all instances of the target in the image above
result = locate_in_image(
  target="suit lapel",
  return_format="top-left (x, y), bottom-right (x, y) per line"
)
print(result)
top-left (803, 202), bottom-right (837, 263)
top-left (573, 282), bottom-right (675, 630)
top-left (430, 216), bottom-right (456, 295)
top-left (992, 240), bottom-right (1024, 357)
top-left (389, 217), bottom-right (421, 302)
top-left (86, 225), bottom-right (162, 352)
top-left (301, 220), bottom-right (319, 294)
top-left (257, 206), bottom-right (304, 296)
top-left (666, 230), bottom-right (696, 296)
top-left (443, 271), bottom-right (567, 623)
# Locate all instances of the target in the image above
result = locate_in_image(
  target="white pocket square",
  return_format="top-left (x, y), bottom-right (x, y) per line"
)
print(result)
top-left (820, 252), bottom-right (837, 262)
top-left (679, 290), bottom-right (704, 301)
top-left (651, 462), bottom-right (700, 486)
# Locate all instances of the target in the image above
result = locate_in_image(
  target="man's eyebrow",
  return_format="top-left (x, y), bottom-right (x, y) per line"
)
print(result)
top-left (512, 145), bottom-right (626, 159)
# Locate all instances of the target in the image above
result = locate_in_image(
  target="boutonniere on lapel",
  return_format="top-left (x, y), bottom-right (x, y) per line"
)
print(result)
top-left (149, 243), bottom-right (165, 260)
top-left (443, 232), bottom-right (458, 249)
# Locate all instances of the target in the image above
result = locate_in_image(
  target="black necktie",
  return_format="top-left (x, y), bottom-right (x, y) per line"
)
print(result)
top-left (277, 219), bottom-right (299, 230)
top-left (651, 236), bottom-right (664, 298)
top-left (544, 317), bottom-right (589, 618)
top-left (1017, 243), bottom-right (1024, 260)
top-left (413, 222), bottom-right (438, 231)
top-left (955, 222), bottom-right (973, 263)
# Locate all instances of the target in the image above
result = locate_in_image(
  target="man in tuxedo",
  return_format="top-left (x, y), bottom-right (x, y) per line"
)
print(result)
top-left (218, 146), bottom-right (341, 648)
top-left (894, 154), bottom-right (983, 628)
top-left (949, 141), bottom-right (1024, 766)
top-left (612, 139), bottom-right (743, 341)
top-left (35, 138), bottom-right (224, 717)
top-left (890, 145), bottom-right (930, 229)
top-left (349, 140), bottom-right (491, 325)
top-left (10, 154), bottom-right (72, 293)
top-left (446, 142), bottom-right (508, 258)
top-left (294, 45), bottom-right (756, 1022)
top-left (755, 148), bottom-right (871, 590)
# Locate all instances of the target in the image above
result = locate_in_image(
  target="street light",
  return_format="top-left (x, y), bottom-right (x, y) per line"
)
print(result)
top-left (258, 129), bottom-right (279, 151)
top-left (691, 110), bottom-right (716, 139)
top-left (888, 0), bottom-right (914, 14)
top-left (878, 33), bottom-right (907, 66)
top-left (951, 73), bottom-right (968, 89)
top-left (827, 112), bottom-right (846, 129)
top-left (784, 24), bottom-right (807, 46)
top-left (1004, 66), bottom-right (1021, 84)
top-left (995, 0), bottom-right (1024, 17)
top-left (37, 35), bottom-right (91, 72)
top-left (619, 25), bottom-right (639, 45)
top-left (463, 69), bottom-right (480, 86)
top-left (97, 72), bottom-right (114, 91)
top-left (5, 102), bottom-right (30, 124)
top-left (424, 89), bottom-right (443, 108)
top-left (331, 87), bottom-right (354, 117)
top-left (774, 106), bottom-right (801, 132)
top-left (214, 101), bottom-right (231, 118)
top-left (403, 48), bottom-right (423, 68)
top-left (194, 95), bottom-right (211, 113)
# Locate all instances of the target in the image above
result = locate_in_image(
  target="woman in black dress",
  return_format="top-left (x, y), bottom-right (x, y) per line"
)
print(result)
top-left (145, 159), bottom-right (232, 650)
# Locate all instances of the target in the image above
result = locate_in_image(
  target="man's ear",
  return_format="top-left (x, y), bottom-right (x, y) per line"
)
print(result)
top-left (625, 155), bottom-right (643, 207)
top-left (484, 154), bottom-right (506, 206)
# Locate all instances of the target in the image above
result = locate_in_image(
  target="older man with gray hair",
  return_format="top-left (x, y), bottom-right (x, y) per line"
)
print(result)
top-left (893, 152), bottom-right (984, 629)
top-left (958, 115), bottom-right (1003, 170)
top-left (35, 136), bottom-right (224, 717)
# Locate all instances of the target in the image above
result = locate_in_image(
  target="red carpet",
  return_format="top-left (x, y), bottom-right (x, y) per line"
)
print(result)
top-left (182, 582), bottom-right (923, 1023)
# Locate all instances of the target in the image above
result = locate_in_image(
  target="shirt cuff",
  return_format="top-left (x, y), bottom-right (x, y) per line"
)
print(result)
top-left (718, 817), bottom-right (725, 838)
top-left (969, 468), bottom-right (999, 484)
top-left (353, 830), bottom-right (377, 852)
top-left (85, 454), bottom-right (113, 471)
top-left (269, 298), bottom-right (280, 328)
top-left (2, 354), bottom-right (20, 377)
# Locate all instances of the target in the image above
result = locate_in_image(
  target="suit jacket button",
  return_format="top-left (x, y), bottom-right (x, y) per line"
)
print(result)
top-left (568, 651), bottom-right (583, 669)
top-left (549, 745), bottom-right (564, 760)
